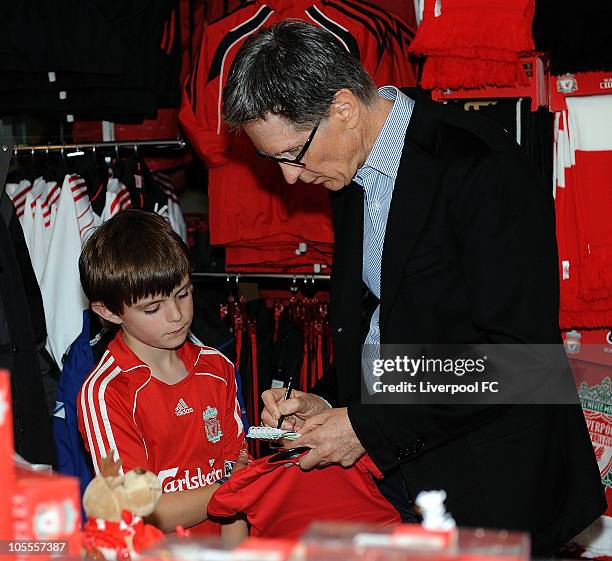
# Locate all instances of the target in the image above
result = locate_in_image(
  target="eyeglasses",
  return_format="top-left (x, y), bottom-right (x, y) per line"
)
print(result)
top-left (257, 123), bottom-right (319, 168)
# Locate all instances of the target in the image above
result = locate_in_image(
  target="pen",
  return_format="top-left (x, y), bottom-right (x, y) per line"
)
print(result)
top-left (277, 375), bottom-right (295, 429)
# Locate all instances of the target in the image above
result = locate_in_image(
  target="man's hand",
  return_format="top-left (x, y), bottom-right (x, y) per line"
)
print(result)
top-left (261, 388), bottom-right (330, 431)
top-left (294, 407), bottom-right (365, 470)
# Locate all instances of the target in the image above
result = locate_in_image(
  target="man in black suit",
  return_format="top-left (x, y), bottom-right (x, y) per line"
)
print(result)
top-left (222, 20), bottom-right (605, 555)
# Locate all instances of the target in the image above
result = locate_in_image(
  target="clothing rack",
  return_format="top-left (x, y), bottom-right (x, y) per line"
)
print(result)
top-left (12, 138), bottom-right (187, 154)
top-left (192, 272), bottom-right (331, 282)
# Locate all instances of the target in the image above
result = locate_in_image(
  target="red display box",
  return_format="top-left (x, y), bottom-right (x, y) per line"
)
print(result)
top-left (0, 369), bottom-right (82, 560)
top-left (0, 370), bottom-right (15, 539)
top-left (10, 467), bottom-right (82, 560)
top-left (299, 522), bottom-right (529, 561)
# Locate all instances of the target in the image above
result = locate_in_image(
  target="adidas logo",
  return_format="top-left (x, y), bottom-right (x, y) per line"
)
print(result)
top-left (175, 398), bottom-right (194, 416)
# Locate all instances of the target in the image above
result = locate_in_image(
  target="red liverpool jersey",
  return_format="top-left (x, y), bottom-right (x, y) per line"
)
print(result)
top-left (78, 331), bottom-right (247, 534)
top-left (208, 451), bottom-right (400, 538)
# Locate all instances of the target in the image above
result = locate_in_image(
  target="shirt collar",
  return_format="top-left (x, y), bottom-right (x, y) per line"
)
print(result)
top-left (357, 86), bottom-right (410, 181)
top-left (108, 330), bottom-right (204, 372)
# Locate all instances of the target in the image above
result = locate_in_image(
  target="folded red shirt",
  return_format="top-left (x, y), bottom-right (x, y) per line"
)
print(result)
top-left (208, 451), bottom-right (400, 538)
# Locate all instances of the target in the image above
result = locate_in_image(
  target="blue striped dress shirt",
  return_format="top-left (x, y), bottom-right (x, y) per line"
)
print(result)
top-left (353, 86), bottom-right (414, 388)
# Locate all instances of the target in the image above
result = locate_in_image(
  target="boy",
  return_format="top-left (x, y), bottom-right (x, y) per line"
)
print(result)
top-left (77, 209), bottom-right (247, 537)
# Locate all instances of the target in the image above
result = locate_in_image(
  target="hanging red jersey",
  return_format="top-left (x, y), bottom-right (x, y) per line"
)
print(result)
top-left (208, 450), bottom-right (400, 538)
top-left (180, 0), bottom-right (416, 271)
top-left (554, 96), bottom-right (612, 329)
top-left (78, 331), bottom-right (247, 535)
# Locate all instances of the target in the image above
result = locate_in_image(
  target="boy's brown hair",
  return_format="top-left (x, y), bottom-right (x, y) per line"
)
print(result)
top-left (79, 210), bottom-right (191, 315)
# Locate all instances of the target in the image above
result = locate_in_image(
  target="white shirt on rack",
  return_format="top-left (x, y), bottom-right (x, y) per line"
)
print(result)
top-left (40, 174), bottom-right (93, 366)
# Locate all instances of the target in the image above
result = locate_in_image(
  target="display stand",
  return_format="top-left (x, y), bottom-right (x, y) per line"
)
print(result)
top-left (431, 56), bottom-right (548, 112)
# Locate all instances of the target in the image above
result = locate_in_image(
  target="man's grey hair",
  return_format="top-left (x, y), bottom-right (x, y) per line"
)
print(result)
top-left (222, 20), bottom-right (378, 131)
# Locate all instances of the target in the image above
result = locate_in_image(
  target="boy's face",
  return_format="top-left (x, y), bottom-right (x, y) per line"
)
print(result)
top-left (93, 276), bottom-right (194, 350)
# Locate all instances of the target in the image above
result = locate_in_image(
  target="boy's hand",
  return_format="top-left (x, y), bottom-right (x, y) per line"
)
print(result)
top-left (212, 451), bottom-right (249, 491)
top-left (99, 451), bottom-right (122, 477)
top-left (231, 450), bottom-right (249, 476)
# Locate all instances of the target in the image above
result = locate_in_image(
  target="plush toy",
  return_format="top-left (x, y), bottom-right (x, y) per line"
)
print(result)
top-left (81, 456), bottom-right (164, 560)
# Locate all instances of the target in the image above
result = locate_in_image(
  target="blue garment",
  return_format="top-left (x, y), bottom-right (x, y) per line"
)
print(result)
top-left (52, 310), bottom-right (94, 498)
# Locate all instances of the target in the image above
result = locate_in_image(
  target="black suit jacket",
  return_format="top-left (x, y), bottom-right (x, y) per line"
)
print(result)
top-left (324, 88), bottom-right (605, 554)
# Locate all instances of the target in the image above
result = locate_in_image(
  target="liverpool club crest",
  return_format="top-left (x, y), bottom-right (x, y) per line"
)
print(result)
top-left (578, 378), bottom-right (612, 489)
top-left (556, 73), bottom-right (578, 94)
top-left (203, 406), bottom-right (223, 443)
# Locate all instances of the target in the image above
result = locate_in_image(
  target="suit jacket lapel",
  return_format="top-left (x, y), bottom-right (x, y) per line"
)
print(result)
top-left (380, 126), bottom-right (442, 336)
top-left (330, 183), bottom-right (364, 333)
